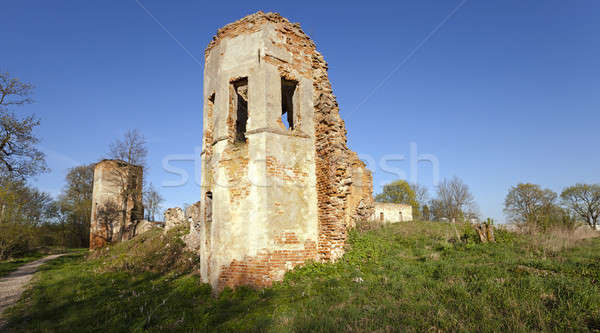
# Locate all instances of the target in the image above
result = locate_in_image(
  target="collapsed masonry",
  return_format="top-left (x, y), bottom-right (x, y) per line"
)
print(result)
top-left (164, 207), bottom-right (187, 232)
top-left (187, 12), bottom-right (374, 290)
top-left (89, 159), bottom-right (144, 250)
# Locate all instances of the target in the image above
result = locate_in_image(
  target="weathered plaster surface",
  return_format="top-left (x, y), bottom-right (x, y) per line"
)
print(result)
top-left (190, 12), bottom-right (373, 290)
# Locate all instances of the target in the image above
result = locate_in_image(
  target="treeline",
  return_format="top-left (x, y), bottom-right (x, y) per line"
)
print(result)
top-left (376, 176), bottom-right (600, 233)
top-left (0, 165), bottom-right (94, 258)
top-left (375, 176), bottom-right (479, 223)
top-left (504, 183), bottom-right (600, 232)
top-left (0, 72), bottom-right (164, 259)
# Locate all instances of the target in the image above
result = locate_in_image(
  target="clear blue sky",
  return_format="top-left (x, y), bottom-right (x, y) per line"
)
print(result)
top-left (2, 1), bottom-right (599, 222)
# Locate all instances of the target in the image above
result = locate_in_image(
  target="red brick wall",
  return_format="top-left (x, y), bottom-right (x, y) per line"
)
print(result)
top-left (217, 235), bottom-right (317, 290)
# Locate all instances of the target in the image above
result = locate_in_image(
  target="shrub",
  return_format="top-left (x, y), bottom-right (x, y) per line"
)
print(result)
top-left (0, 222), bottom-right (36, 260)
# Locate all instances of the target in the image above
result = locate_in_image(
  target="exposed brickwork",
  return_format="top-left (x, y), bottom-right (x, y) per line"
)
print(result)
top-left (266, 156), bottom-right (308, 184)
top-left (308, 25), bottom-right (372, 262)
top-left (217, 238), bottom-right (317, 290)
top-left (89, 232), bottom-right (107, 250)
top-left (220, 144), bottom-right (250, 204)
top-left (274, 232), bottom-right (301, 245)
top-left (346, 152), bottom-right (376, 228)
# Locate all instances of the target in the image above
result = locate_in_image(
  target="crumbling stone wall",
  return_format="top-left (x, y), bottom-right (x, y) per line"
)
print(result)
top-left (135, 220), bottom-right (163, 235)
top-left (191, 12), bottom-right (373, 290)
top-left (164, 207), bottom-right (187, 232)
top-left (89, 160), bottom-right (143, 250)
top-left (345, 153), bottom-right (375, 229)
top-left (183, 201), bottom-right (202, 250)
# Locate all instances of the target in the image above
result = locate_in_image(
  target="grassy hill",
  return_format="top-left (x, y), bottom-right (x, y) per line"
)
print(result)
top-left (3, 222), bottom-right (600, 332)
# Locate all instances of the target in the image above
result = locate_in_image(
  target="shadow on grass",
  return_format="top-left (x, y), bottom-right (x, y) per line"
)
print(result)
top-left (0, 254), bottom-right (46, 278)
top-left (4, 253), bottom-right (276, 332)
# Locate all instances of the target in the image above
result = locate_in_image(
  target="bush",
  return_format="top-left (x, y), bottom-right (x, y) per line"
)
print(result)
top-left (0, 222), bottom-right (36, 260)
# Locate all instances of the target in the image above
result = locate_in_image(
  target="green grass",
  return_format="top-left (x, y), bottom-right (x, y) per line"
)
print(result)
top-left (0, 253), bottom-right (46, 278)
top-left (0, 248), bottom-right (86, 279)
top-left (3, 222), bottom-right (600, 332)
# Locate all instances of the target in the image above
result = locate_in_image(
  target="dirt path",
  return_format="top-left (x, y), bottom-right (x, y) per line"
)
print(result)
top-left (0, 254), bottom-right (65, 326)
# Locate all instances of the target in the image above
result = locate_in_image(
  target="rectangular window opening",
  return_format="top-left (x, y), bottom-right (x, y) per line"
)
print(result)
top-left (205, 191), bottom-right (213, 223)
top-left (281, 78), bottom-right (297, 130)
top-left (231, 78), bottom-right (248, 143)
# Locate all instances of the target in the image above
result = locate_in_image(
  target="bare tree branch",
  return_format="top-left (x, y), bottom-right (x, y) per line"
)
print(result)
top-left (0, 72), bottom-right (47, 178)
top-left (107, 129), bottom-right (148, 168)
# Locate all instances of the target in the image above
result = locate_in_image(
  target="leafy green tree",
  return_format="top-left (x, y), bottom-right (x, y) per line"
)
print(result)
top-left (57, 164), bottom-right (94, 247)
top-left (560, 183), bottom-right (600, 229)
top-left (0, 175), bottom-right (57, 258)
top-left (0, 72), bottom-right (47, 178)
top-left (504, 183), bottom-right (557, 229)
top-left (375, 180), bottom-right (419, 214)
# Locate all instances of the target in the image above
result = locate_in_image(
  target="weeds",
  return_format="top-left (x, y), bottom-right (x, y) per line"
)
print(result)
top-left (3, 221), bottom-right (600, 332)
top-left (525, 225), bottom-right (600, 255)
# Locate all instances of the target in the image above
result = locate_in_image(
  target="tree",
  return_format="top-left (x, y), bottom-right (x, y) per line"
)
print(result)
top-left (421, 205), bottom-right (430, 221)
top-left (375, 180), bottom-right (419, 214)
top-left (410, 183), bottom-right (428, 219)
top-left (429, 199), bottom-right (445, 221)
top-left (108, 129), bottom-right (148, 167)
top-left (0, 72), bottom-right (47, 178)
top-left (0, 174), bottom-right (57, 259)
top-left (143, 183), bottom-right (164, 222)
top-left (504, 183), bottom-right (557, 227)
top-left (463, 201), bottom-right (481, 222)
top-left (435, 176), bottom-right (475, 222)
top-left (0, 175), bottom-right (55, 226)
top-left (410, 183), bottom-right (429, 207)
top-left (560, 183), bottom-right (600, 229)
top-left (57, 164), bottom-right (94, 247)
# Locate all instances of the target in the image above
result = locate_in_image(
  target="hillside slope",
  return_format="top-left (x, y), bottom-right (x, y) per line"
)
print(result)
top-left (3, 222), bottom-right (600, 332)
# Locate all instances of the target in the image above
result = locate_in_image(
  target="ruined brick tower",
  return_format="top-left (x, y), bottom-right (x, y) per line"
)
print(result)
top-left (89, 160), bottom-right (144, 250)
top-left (190, 12), bottom-right (373, 290)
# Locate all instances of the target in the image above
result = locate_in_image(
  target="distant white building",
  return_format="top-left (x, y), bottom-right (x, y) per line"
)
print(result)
top-left (370, 202), bottom-right (413, 223)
